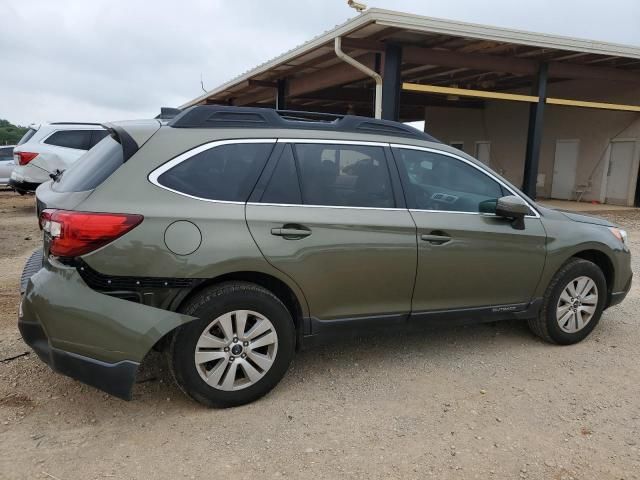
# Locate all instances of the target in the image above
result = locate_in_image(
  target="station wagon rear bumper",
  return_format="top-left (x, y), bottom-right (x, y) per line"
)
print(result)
top-left (18, 257), bottom-right (196, 400)
top-left (18, 318), bottom-right (138, 400)
top-left (9, 178), bottom-right (40, 193)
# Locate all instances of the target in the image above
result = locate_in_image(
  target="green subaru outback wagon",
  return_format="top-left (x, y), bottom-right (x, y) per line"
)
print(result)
top-left (19, 106), bottom-right (632, 407)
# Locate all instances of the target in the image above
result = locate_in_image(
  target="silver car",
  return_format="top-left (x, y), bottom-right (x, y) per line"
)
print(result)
top-left (0, 145), bottom-right (15, 185)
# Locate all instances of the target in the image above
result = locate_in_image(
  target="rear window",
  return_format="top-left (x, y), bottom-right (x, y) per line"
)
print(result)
top-left (17, 128), bottom-right (37, 146)
top-left (44, 130), bottom-right (100, 150)
top-left (52, 136), bottom-right (123, 192)
top-left (89, 130), bottom-right (109, 148)
top-left (156, 142), bottom-right (274, 202)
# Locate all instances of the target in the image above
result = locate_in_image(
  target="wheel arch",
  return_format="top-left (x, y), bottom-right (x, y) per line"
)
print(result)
top-left (571, 249), bottom-right (614, 306)
top-left (154, 270), bottom-right (308, 352)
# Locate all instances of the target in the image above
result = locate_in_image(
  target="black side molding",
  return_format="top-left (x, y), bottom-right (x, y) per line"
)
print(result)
top-left (306, 312), bottom-right (409, 336)
top-left (409, 300), bottom-right (542, 325)
top-left (302, 299), bottom-right (543, 346)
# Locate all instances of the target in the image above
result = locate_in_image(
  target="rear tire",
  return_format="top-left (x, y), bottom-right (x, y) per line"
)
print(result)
top-left (528, 258), bottom-right (606, 345)
top-left (169, 281), bottom-right (295, 407)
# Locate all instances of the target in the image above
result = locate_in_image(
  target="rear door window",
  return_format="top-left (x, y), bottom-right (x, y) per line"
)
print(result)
top-left (156, 142), bottom-right (274, 202)
top-left (293, 143), bottom-right (394, 208)
top-left (260, 145), bottom-right (302, 204)
top-left (44, 130), bottom-right (93, 150)
top-left (52, 136), bottom-right (123, 192)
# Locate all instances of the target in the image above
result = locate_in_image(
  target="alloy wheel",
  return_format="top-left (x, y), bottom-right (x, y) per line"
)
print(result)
top-left (194, 310), bottom-right (278, 391)
top-left (556, 276), bottom-right (598, 333)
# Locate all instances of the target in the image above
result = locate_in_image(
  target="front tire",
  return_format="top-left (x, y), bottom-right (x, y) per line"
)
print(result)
top-left (169, 281), bottom-right (295, 407)
top-left (528, 258), bottom-right (606, 345)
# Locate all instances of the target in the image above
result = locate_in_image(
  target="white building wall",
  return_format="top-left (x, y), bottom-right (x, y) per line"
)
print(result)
top-left (424, 79), bottom-right (640, 204)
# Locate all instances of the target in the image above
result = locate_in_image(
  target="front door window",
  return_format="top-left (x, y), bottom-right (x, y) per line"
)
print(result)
top-left (393, 147), bottom-right (506, 213)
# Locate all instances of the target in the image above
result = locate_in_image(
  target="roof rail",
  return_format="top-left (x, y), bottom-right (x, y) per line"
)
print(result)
top-left (276, 110), bottom-right (344, 122)
top-left (49, 122), bottom-right (103, 126)
top-left (168, 105), bottom-right (437, 141)
top-left (155, 107), bottom-right (182, 120)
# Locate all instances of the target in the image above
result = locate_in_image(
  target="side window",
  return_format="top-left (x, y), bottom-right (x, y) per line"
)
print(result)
top-left (0, 147), bottom-right (13, 161)
top-left (43, 130), bottom-right (92, 150)
top-left (261, 145), bottom-right (302, 204)
top-left (88, 130), bottom-right (109, 149)
top-left (156, 142), bottom-right (274, 202)
top-left (394, 148), bottom-right (505, 213)
top-left (293, 143), bottom-right (394, 208)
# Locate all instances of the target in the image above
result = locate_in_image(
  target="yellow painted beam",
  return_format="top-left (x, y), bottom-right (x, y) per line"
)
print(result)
top-left (546, 97), bottom-right (640, 112)
top-left (402, 82), bottom-right (640, 113)
top-left (402, 82), bottom-right (539, 103)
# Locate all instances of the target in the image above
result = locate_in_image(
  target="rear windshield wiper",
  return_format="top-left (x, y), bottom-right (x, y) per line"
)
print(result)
top-left (49, 169), bottom-right (64, 182)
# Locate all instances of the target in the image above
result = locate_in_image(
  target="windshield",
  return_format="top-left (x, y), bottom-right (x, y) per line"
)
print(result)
top-left (52, 135), bottom-right (123, 192)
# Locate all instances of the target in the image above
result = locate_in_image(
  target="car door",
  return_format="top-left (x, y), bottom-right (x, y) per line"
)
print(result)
top-left (246, 140), bottom-right (417, 325)
top-left (390, 144), bottom-right (546, 315)
top-left (0, 147), bottom-right (15, 182)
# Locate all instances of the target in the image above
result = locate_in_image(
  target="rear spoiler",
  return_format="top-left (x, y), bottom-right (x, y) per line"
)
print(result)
top-left (102, 123), bottom-right (139, 162)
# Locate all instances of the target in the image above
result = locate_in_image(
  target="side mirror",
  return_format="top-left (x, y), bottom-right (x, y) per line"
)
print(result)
top-left (478, 199), bottom-right (497, 214)
top-left (495, 195), bottom-right (530, 230)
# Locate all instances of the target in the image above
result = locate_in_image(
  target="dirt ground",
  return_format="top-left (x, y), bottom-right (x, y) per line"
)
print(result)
top-left (0, 190), bottom-right (638, 480)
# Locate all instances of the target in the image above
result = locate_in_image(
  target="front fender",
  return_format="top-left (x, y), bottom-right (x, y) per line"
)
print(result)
top-left (536, 213), bottom-right (630, 297)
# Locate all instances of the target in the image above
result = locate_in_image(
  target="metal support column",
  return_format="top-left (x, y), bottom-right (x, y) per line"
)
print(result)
top-left (382, 43), bottom-right (402, 121)
top-left (276, 79), bottom-right (287, 110)
top-left (522, 63), bottom-right (548, 198)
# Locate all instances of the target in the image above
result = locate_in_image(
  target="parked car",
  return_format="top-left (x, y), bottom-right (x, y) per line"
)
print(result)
top-left (0, 145), bottom-right (15, 185)
top-left (10, 122), bottom-right (108, 193)
top-left (20, 106), bottom-right (632, 407)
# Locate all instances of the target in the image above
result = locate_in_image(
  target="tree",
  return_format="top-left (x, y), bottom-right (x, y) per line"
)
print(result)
top-left (0, 119), bottom-right (29, 145)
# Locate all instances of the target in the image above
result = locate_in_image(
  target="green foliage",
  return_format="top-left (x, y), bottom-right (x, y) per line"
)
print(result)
top-left (0, 119), bottom-right (28, 146)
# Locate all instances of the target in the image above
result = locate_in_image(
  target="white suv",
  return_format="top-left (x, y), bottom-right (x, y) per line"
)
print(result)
top-left (10, 122), bottom-right (108, 193)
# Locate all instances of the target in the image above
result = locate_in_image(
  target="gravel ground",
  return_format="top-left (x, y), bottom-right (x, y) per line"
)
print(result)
top-left (0, 190), bottom-right (639, 480)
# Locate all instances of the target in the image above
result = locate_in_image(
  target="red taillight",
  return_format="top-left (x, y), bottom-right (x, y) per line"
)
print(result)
top-left (15, 151), bottom-right (38, 165)
top-left (40, 209), bottom-right (143, 257)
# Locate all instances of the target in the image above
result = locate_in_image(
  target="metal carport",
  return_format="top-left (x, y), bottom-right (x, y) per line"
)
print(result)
top-left (181, 8), bottom-right (640, 201)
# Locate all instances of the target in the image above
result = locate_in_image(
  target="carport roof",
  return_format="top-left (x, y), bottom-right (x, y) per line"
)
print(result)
top-left (181, 8), bottom-right (640, 117)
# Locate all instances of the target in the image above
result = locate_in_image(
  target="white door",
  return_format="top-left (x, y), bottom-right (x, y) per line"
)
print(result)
top-left (551, 140), bottom-right (579, 200)
top-left (605, 141), bottom-right (636, 205)
top-left (475, 142), bottom-right (491, 165)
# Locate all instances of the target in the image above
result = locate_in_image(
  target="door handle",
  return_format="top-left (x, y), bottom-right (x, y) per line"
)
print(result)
top-left (271, 227), bottom-right (311, 238)
top-left (420, 233), bottom-right (451, 245)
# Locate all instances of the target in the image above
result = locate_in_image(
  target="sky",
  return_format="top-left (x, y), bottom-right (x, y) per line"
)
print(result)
top-left (2, 0), bottom-right (640, 126)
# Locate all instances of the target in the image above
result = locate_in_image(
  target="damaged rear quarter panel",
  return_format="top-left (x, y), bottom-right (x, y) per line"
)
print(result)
top-left (23, 260), bottom-right (197, 364)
